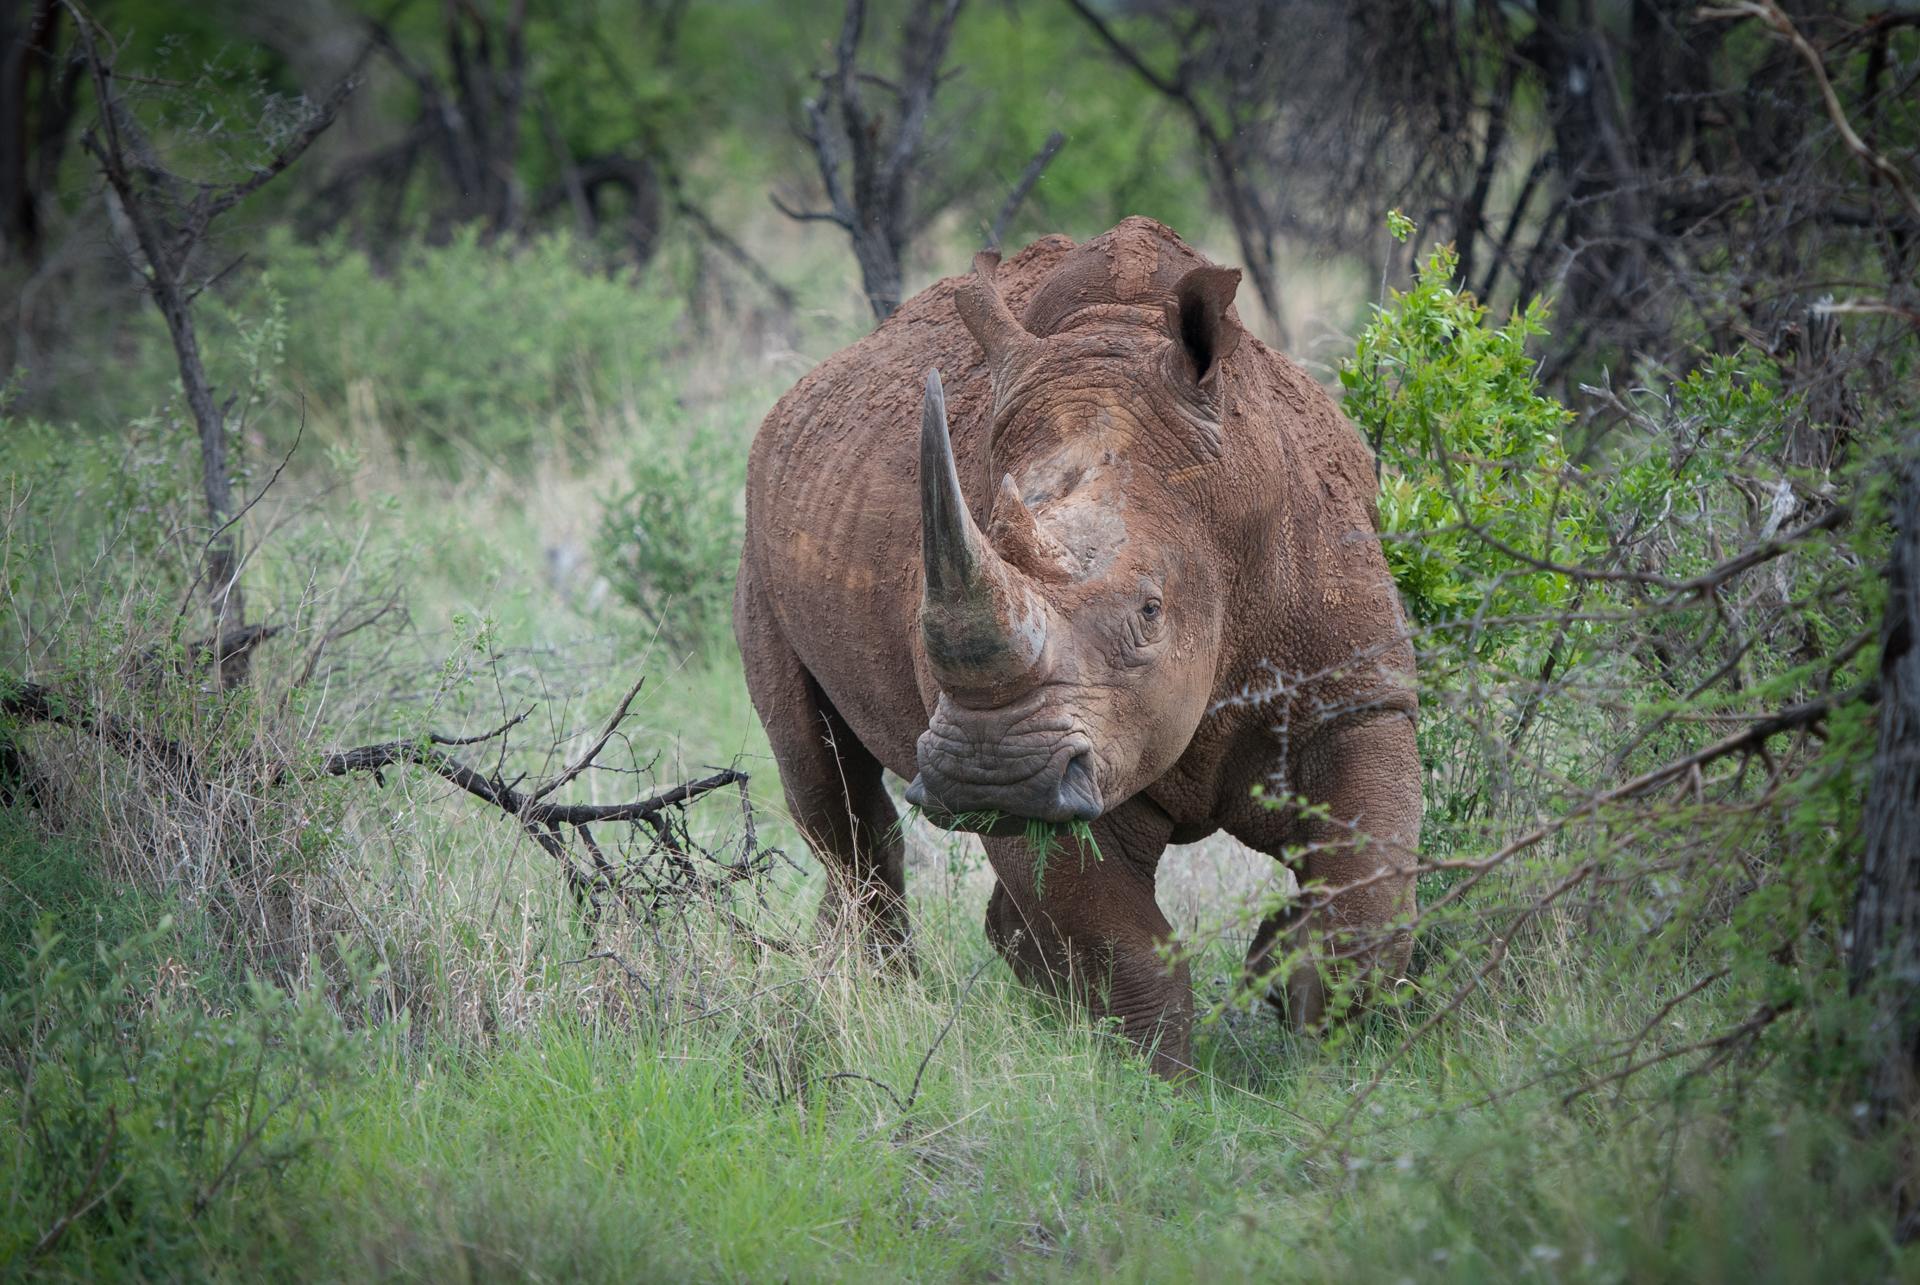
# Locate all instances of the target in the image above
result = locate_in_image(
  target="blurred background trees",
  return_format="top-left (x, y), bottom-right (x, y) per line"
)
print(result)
top-left (6, 0), bottom-right (1911, 404)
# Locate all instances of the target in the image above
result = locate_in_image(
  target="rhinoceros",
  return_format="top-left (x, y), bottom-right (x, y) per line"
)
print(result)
top-left (735, 217), bottom-right (1419, 1074)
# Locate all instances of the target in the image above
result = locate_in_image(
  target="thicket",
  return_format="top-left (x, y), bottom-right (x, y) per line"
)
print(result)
top-left (1275, 217), bottom-right (1892, 1120)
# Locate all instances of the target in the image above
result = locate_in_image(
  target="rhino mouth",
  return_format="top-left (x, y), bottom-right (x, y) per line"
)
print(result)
top-left (905, 706), bottom-right (1104, 830)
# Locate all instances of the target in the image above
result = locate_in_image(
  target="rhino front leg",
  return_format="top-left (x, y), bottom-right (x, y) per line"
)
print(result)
top-left (981, 800), bottom-right (1191, 1077)
top-left (734, 565), bottom-right (909, 958)
top-left (1245, 708), bottom-right (1422, 1030)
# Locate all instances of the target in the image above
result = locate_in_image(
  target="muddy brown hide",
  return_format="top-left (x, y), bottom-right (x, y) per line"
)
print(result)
top-left (735, 217), bottom-right (1420, 1076)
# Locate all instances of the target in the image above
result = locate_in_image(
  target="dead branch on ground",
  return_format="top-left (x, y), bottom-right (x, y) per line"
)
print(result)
top-left (1, 667), bottom-right (778, 926)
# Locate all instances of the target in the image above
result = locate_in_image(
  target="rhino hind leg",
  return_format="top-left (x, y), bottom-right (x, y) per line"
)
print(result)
top-left (980, 802), bottom-right (1192, 1077)
top-left (735, 573), bottom-right (909, 960)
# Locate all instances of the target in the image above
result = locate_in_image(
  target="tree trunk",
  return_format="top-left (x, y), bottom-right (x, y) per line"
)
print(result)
top-left (78, 50), bottom-right (253, 688)
top-left (0, 0), bottom-right (67, 267)
top-left (1849, 431), bottom-right (1920, 1237)
top-left (176, 307), bottom-right (250, 688)
top-left (851, 218), bottom-right (902, 322)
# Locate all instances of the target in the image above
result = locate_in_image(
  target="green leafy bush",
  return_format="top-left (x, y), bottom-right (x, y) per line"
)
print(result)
top-left (1341, 240), bottom-right (1587, 644)
top-left (594, 427), bottom-right (744, 651)
top-left (235, 227), bottom-right (681, 460)
top-left (1, 922), bottom-right (351, 1273)
top-left (0, 815), bottom-right (171, 996)
top-left (1321, 220), bottom-right (1880, 1118)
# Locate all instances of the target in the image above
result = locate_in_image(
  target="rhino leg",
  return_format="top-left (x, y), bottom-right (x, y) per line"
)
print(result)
top-left (1244, 709), bottom-right (1421, 1030)
top-left (980, 800), bottom-right (1191, 1077)
top-left (735, 571), bottom-right (908, 959)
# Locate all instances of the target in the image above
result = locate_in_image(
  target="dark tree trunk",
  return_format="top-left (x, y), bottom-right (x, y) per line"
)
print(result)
top-left (0, 0), bottom-right (75, 267)
top-left (1850, 432), bottom-right (1920, 1237)
top-left (850, 218), bottom-right (904, 322)
top-left (1528, 0), bottom-right (1659, 348)
top-left (68, 9), bottom-right (353, 689)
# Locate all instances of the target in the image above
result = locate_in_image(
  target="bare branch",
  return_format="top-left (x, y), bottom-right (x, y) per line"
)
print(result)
top-left (769, 191), bottom-right (849, 228)
top-left (430, 706), bottom-right (534, 747)
top-left (988, 129), bottom-right (1065, 249)
top-left (2, 677), bottom-right (202, 788)
top-left (181, 64), bottom-right (366, 245)
top-left (316, 741), bottom-right (744, 830)
top-left (1699, 1), bottom-right (1920, 222)
top-left (532, 672), bottom-right (646, 803)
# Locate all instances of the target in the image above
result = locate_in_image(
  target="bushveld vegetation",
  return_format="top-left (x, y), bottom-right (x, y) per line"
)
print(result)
top-left (2, 0), bottom-right (1918, 1280)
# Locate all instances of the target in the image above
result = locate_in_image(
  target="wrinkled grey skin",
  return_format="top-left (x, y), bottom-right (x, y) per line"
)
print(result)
top-left (735, 218), bottom-right (1421, 1076)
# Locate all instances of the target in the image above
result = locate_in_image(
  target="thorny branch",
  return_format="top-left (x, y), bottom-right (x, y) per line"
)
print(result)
top-left (1284, 679), bottom-right (1877, 927)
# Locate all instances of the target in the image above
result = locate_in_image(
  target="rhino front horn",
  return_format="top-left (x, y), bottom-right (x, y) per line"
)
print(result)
top-left (918, 368), bottom-right (1045, 692)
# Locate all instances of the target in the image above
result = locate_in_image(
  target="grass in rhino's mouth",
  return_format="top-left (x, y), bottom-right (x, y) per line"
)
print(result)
top-left (895, 807), bottom-right (1102, 897)
top-left (898, 804), bottom-right (1008, 838)
top-left (1024, 818), bottom-right (1102, 897)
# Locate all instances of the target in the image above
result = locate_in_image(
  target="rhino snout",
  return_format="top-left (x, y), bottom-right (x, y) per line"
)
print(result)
top-left (907, 711), bottom-right (1104, 827)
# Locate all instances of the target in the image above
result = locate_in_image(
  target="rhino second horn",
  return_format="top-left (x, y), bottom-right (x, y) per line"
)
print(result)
top-left (991, 474), bottom-right (1074, 581)
top-left (918, 368), bottom-right (1045, 689)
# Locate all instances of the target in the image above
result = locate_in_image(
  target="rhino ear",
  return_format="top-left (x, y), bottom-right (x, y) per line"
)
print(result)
top-left (1166, 265), bottom-right (1243, 389)
top-left (956, 251), bottom-right (1039, 377)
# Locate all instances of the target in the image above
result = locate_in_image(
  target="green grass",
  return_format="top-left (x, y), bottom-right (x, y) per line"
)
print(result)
top-left (10, 884), bottom-right (1903, 1281)
top-left (1024, 817), bottom-right (1101, 897)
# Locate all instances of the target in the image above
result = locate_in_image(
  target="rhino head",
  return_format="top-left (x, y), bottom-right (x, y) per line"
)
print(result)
top-left (905, 252), bottom-right (1244, 830)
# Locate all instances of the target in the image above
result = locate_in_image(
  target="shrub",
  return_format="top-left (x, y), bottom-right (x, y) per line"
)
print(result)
top-left (0, 921), bottom-right (351, 1273)
top-left (1304, 219), bottom-right (1879, 1116)
top-left (1340, 238), bottom-right (1587, 647)
top-left (0, 814), bottom-right (169, 995)
top-left (594, 425), bottom-right (744, 652)
top-left (234, 227), bottom-right (682, 461)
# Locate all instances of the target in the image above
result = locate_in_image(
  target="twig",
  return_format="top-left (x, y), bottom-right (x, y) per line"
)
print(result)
top-left (1447, 503), bottom-right (1850, 597)
top-left (1558, 969), bottom-right (1731, 1104)
top-left (172, 407), bottom-right (307, 636)
top-left (1814, 296), bottom-right (1920, 328)
top-left (769, 191), bottom-right (848, 228)
top-left (988, 130), bottom-right (1065, 249)
top-left (1698, 1), bottom-right (1920, 222)
top-left (1284, 680), bottom-right (1879, 932)
top-left (29, 1108), bottom-right (119, 1258)
top-left (562, 949), bottom-right (654, 993)
top-left (315, 742), bottom-right (745, 829)
top-left (533, 672), bottom-right (645, 802)
top-left (430, 706), bottom-right (534, 746)
top-left (818, 1071), bottom-right (908, 1111)
top-left (906, 955), bottom-right (992, 1110)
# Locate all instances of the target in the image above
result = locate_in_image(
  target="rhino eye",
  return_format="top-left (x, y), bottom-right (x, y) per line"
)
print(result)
top-left (1141, 599), bottom-right (1163, 621)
